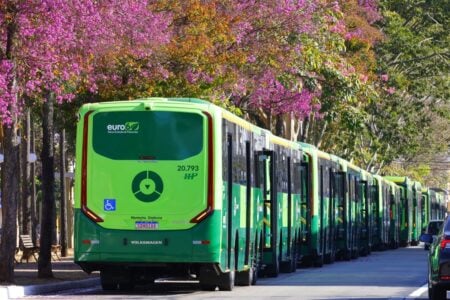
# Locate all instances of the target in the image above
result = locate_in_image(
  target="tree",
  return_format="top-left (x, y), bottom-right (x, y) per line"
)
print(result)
top-left (0, 0), bottom-right (171, 282)
top-left (371, 0), bottom-right (449, 177)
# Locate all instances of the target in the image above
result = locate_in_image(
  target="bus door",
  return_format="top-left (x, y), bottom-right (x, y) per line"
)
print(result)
top-left (328, 167), bottom-right (336, 261)
top-left (226, 133), bottom-right (233, 269)
top-left (359, 180), bottom-right (369, 253)
top-left (319, 165), bottom-right (325, 260)
top-left (256, 150), bottom-right (278, 275)
top-left (300, 162), bottom-right (311, 255)
top-left (334, 172), bottom-right (346, 242)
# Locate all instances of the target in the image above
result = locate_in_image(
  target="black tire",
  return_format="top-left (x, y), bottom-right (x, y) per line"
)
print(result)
top-left (429, 283), bottom-right (446, 300)
top-left (351, 248), bottom-right (359, 259)
top-left (265, 258), bottom-right (280, 277)
top-left (313, 255), bottom-right (323, 268)
top-left (100, 270), bottom-right (117, 291)
top-left (200, 284), bottom-right (217, 291)
top-left (118, 282), bottom-right (135, 291)
top-left (236, 268), bottom-right (253, 286)
top-left (251, 267), bottom-right (257, 285)
top-left (218, 270), bottom-right (235, 291)
top-left (329, 251), bottom-right (336, 264)
top-left (343, 249), bottom-right (351, 261)
top-left (101, 283), bottom-right (117, 291)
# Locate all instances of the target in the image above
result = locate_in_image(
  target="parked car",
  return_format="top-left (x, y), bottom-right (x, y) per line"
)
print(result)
top-left (421, 216), bottom-right (450, 299)
top-left (424, 220), bottom-right (444, 250)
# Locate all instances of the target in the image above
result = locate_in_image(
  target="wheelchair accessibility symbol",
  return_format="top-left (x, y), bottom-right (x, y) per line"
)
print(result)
top-left (104, 199), bottom-right (116, 211)
top-left (132, 171), bottom-right (164, 202)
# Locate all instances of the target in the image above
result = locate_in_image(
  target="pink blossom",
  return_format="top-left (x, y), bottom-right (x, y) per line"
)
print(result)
top-left (345, 29), bottom-right (363, 40)
top-left (248, 70), bottom-right (317, 117)
top-left (0, 1), bottom-right (172, 125)
top-left (386, 87), bottom-right (396, 94)
top-left (360, 74), bottom-right (369, 83)
top-left (247, 55), bottom-right (257, 63)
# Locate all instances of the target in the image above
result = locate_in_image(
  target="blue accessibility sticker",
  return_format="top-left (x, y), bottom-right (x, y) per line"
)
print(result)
top-left (104, 199), bottom-right (116, 211)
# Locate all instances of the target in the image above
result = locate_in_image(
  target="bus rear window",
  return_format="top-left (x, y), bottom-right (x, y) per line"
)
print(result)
top-left (92, 111), bottom-right (203, 160)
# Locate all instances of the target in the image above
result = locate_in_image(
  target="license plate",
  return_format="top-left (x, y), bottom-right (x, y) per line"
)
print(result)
top-left (135, 221), bottom-right (159, 230)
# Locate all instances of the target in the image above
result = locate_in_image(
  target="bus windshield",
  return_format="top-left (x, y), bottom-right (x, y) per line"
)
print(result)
top-left (92, 111), bottom-right (203, 160)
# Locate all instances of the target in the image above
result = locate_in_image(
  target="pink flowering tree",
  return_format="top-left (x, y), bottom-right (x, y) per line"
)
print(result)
top-left (210, 0), bottom-right (322, 137)
top-left (0, 0), bottom-right (170, 282)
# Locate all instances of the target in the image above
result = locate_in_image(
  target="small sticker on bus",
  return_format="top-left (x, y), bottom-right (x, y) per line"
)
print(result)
top-left (135, 221), bottom-right (159, 230)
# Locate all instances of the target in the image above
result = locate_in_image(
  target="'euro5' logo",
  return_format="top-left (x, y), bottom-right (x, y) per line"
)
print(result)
top-left (125, 122), bottom-right (139, 131)
top-left (107, 122), bottom-right (139, 133)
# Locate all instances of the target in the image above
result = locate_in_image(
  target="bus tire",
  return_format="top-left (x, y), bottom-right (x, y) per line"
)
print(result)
top-left (100, 270), bottom-right (117, 291)
top-left (218, 270), bottom-right (235, 291)
top-left (118, 281), bottom-right (135, 291)
top-left (236, 268), bottom-right (253, 286)
top-left (313, 255), bottom-right (323, 268)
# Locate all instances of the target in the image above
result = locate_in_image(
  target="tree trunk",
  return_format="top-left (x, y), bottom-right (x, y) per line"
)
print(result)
top-left (38, 93), bottom-right (55, 278)
top-left (21, 110), bottom-right (31, 235)
top-left (59, 129), bottom-right (67, 257)
top-left (0, 125), bottom-right (20, 283)
top-left (274, 115), bottom-right (284, 137)
top-left (0, 10), bottom-right (19, 283)
top-left (300, 116), bottom-right (310, 142)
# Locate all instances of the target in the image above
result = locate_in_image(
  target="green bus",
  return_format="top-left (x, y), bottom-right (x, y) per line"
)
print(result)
top-left (74, 98), bottom-right (303, 291)
top-left (298, 143), bottom-right (340, 266)
top-left (360, 169), bottom-right (375, 255)
top-left (372, 175), bottom-right (391, 250)
top-left (411, 181), bottom-right (423, 245)
top-left (388, 180), bottom-right (401, 249)
top-left (384, 176), bottom-right (414, 247)
top-left (430, 188), bottom-right (447, 220)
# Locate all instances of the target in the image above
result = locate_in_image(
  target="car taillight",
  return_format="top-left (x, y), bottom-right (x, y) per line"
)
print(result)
top-left (441, 238), bottom-right (450, 249)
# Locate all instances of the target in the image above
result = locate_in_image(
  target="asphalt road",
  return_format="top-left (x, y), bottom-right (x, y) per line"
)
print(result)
top-left (26, 245), bottom-right (432, 299)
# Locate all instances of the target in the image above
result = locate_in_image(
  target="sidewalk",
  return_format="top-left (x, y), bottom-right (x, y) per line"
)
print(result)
top-left (0, 249), bottom-right (99, 299)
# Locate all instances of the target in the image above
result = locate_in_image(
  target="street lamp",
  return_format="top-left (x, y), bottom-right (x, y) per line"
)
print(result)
top-left (27, 152), bottom-right (37, 163)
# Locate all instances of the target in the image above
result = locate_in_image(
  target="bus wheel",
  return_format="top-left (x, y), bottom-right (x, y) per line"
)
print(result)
top-left (200, 284), bottom-right (217, 291)
top-left (251, 267), bottom-right (257, 285)
top-left (118, 281), bottom-right (135, 291)
top-left (313, 255), bottom-right (323, 268)
top-left (218, 270), bottom-right (235, 291)
top-left (236, 267), bottom-right (253, 286)
top-left (100, 271), bottom-right (118, 291)
top-left (343, 249), bottom-right (351, 261)
top-left (101, 282), bottom-right (117, 291)
top-left (199, 265), bottom-right (218, 291)
top-left (266, 258), bottom-right (280, 277)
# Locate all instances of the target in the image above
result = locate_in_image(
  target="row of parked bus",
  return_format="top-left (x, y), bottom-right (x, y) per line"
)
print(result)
top-left (74, 98), bottom-right (447, 291)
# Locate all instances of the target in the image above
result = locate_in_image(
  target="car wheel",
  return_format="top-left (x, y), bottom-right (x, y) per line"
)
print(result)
top-left (429, 283), bottom-right (447, 300)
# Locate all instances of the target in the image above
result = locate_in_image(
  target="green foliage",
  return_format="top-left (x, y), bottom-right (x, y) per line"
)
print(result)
top-left (368, 0), bottom-right (449, 179)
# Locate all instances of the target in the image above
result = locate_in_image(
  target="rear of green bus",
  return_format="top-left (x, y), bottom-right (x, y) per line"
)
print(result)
top-left (74, 99), bottom-right (218, 288)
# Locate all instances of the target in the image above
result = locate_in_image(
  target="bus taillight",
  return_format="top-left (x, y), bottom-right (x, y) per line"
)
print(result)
top-left (81, 111), bottom-right (104, 223)
top-left (190, 111), bottom-right (214, 223)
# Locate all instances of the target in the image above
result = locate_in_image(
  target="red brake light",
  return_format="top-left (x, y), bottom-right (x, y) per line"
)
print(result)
top-left (440, 238), bottom-right (450, 249)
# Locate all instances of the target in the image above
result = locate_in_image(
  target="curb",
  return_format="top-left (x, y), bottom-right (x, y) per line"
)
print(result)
top-left (1, 277), bottom-right (100, 299)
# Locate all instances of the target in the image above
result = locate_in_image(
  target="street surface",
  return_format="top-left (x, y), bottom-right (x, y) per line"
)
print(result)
top-left (26, 245), bottom-right (433, 299)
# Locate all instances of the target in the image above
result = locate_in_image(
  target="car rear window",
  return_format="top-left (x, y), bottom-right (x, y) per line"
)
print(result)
top-left (443, 219), bottom-right (450, 232)
top-left (428, 221), bottom-right (443, 234)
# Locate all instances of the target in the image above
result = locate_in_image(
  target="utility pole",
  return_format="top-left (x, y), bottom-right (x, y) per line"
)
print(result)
top-left (30, 119), bottom-right (37, 246)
